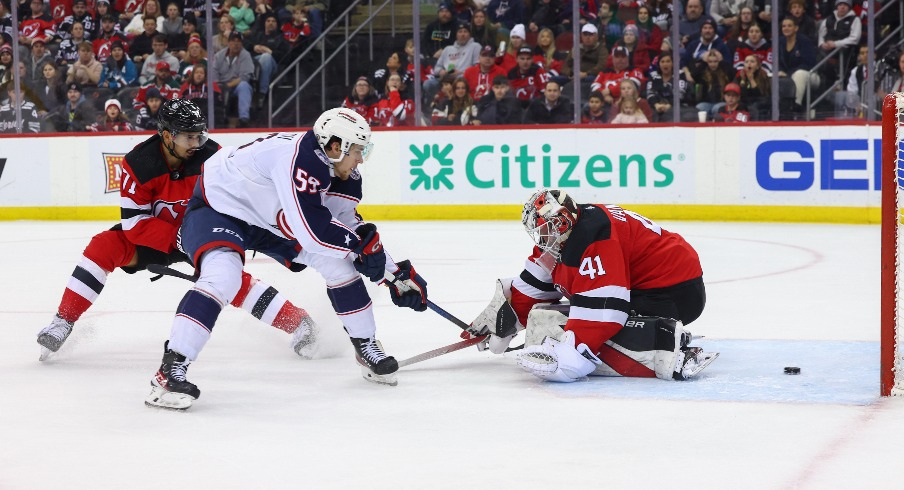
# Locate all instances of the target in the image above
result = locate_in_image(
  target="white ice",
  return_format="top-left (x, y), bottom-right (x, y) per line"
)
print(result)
top-left (2, 220), bottom-right (902, 489)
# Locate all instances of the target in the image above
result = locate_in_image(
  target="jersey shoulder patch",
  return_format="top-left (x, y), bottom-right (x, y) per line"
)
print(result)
top-left (560, 204), bottom-right (611, 267)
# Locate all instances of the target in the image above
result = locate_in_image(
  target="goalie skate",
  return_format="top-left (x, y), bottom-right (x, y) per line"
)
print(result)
top-left (351, 336), bottom-right (399, 386)
top-left (37, 315), bottom-right (74, 361)
top-left (674, 347), bottom-right (719, 380)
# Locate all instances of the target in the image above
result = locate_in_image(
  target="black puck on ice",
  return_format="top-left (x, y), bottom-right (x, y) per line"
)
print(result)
top-left (784, 367), bottom-right (801, 375)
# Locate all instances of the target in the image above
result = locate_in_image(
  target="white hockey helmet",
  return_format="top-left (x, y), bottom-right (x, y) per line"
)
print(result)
top-left (522, 189), bottom-right (579, 260)
top-left (313, 108), bottom-right (373, 163)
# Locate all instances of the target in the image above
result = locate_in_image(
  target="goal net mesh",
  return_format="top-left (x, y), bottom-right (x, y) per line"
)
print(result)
top-left (883, 93), bottom-right (904, 396)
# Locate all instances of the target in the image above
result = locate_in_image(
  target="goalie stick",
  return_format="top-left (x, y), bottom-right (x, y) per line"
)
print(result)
top-left (148, 265), bottom-right (489, 367)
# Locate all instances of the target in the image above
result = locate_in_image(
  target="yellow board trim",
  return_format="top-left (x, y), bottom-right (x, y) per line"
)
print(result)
top-left (0, 205), bottom-right (882, 224)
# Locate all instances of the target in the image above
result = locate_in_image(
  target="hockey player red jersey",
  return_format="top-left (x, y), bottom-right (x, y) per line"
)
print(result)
top-left (510, 204), bottom-right (703, 354)
top-left (119, 135), bottom-right (219, 253)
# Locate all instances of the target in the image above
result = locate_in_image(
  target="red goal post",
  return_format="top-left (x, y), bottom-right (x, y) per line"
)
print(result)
top-left (882, 93), bottom-right (904, 396)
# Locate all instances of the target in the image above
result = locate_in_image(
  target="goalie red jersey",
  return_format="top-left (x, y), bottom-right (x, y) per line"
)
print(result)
top-left (511, 203), bottom-right (703, 354)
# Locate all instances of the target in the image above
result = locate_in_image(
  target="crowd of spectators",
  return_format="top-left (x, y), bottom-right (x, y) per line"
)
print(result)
top-left (0, 0), bottom-right (322, 132)
top-left (0, 0), bottom-right (902, 132)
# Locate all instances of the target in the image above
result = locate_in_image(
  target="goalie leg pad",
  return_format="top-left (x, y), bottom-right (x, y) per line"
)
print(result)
top-left (517, 331), bottom-right (602, 382)
top-left (524, 304), bottom-right (570, 347)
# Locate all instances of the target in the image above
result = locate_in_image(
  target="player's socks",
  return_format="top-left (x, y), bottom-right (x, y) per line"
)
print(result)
top-left (56, 257), bottom-right (110, 324)
top-left (230, 271), bottom-right (308, 333)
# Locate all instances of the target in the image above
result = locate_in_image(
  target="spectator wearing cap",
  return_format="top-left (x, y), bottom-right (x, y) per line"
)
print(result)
top-left (463, 44), bottom-right (507, 99)
top-left (25, 38), bottom-right (53, 85)
top-left (472, 74), bottom-right (522, 125)
top-left (134, 86), bottom-right (163, 129)
top-left (177, 36), bottom-right (207, 79)
top-left (562, 23), bottom-right (608, 83)
top-left (67, 41), bottom-right (103, 86)
top-left (507, 45), bottom-right (550, 108)
top-left (424, 21), bottom-right (481, 104)
top-left (135, 60), bottom-right (180, 106)
top-left (682, 18), bottom-right (731, 70)
top-left (138, 34), bottom-right (178, 85)
top-left (213, 30), bottom-right (255, 126)
top-left (591, 45), bottom-right (646, 104)
top-left (160, 2), bottom-right (184, 37)
top-left (486, 0), bottom-right (527, 33)
top-left (130, 15), bottom-right (162, 64)
top-left (422, 3), bottom-right (457, 61)
top-left (100, 40), bottom-right (137, 89)
top-left (18, 0), bottom-right (56, 48)
top-left (678, 0), bottom-right (713, 48)
top-left (89, 98), bottom-right (135, 131)
top-left (523, 79), bottom-right (571, 124)
top-left (0, 84), bottom-right (41, 133)
top-left (713, 82), bottom-right (750, 122)
top-left (92, 13), bottom-right (128, 63)
top-left (57, 21), bottom-right (89, 66)
top-left (244, 11), bottom-right (289, 109)
top-left (606, 23), bottom-right (652, 73)
top-left (169, 13), bottom-right (202, 56)
top-left (528, 0), bottom-right (569, 35)
top-left (709, 0), bottom-right (752, 37)
top-left (469, 9), bottom-right (500, 50)
top-left (59, 0), bottom-right (97, 41)
top-left (50, 82), bottom-right (96, 132)
top-left (496, 23), bottom-right (526, 74)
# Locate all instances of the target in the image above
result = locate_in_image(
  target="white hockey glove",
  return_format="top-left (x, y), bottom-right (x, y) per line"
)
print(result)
top-left (467, 278), bottom-right (523, 354)
top-left (517, 330), bottom-right (602, 383)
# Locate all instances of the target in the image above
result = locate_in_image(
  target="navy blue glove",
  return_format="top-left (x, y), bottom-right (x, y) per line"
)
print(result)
top-left (352, 223), bottom-right (386, 282)
top-left (388, 260), bottom-right (428, 311)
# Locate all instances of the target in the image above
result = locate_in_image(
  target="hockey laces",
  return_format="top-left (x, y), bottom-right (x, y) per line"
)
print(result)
top-left (171, 360), bottom-right (190, 382)
top-left (359, 338), bottom-right (386, 363)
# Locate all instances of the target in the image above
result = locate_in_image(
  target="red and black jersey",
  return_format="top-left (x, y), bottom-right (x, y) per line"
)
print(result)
top-left (119, 134), bottom-right (220, 253)
top-left (49, 0), bottom-right (73, 26)
top-left (371, 91), bottom-right (414, 127)
top-left (507, 64), bottom-right (549, 104)
top-left (19, 16), bottom-right (56, 42)
top-left (462, 64), bottom-right (506, 100)
top-left (590, 68), bottom-right (647, 98)
top-left (510, 204), bottom-right (702, 354)
top-left (714, 105), bottom-right (750, 123)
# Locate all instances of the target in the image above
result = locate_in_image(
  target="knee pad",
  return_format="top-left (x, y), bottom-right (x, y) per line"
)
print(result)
top-left (194, 248), bottom-right (244, 306)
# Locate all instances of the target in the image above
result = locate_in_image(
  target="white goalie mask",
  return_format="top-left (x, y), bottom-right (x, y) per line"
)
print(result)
top-left (313, 108), bottom-right (374, 164)
top-left (522, 189), bottom-right (579, 261)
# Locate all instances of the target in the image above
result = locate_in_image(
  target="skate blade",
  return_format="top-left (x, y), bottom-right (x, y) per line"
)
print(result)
top-left (681, 352), bottom-right (720, 379)
top-left (39, 347), bottom-right (54, 362)
top-left (359, 365), bottom-right (398, 386)
top-left (145, 385), bottom-right (195, 410)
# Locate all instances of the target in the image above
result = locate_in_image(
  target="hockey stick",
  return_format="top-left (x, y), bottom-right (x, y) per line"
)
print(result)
top-left (398, 335), bottom-right (488, 368)
top-left (381, 270), bottom-right (472, 332)
top-left (146, 264), bottom-right (197, 282)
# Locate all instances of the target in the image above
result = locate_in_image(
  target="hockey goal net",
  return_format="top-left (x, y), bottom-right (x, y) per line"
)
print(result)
top-left (882, 93), bottom-right (904, 396)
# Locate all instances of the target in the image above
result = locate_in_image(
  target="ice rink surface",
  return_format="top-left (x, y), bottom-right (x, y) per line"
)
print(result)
top-left (2, 219), bottom-right (902, 489)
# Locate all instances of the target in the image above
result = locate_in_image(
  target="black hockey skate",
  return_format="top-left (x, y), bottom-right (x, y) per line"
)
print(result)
top-left (673, 347), bottom-right (719, 381)
top-left (37, 315), bottom-right (74, 361)
top-left (145, 341), bottom-right (201, 410)
top-left (350, 336), bottom-right (399, 386)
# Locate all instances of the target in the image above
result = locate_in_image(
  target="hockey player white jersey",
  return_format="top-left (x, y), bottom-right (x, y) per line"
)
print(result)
top-left (198, 131), bottom-right (365, 260)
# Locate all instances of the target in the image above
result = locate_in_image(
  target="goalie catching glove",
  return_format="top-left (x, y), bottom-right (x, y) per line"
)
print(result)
top-left (386, 260), bottom-right (428, 311)
top-left (466, 278), bottom-right (524, 354)
top-left (352, 223), bottom-right (386, 282)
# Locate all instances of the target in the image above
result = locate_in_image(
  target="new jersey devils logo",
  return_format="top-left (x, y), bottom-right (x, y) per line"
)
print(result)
top-left (153, 199), bottom-right (189, 223)
top-left (53, 5), bottom-right (66, 19)
top-left (21, 24), bottom-right (40, 38)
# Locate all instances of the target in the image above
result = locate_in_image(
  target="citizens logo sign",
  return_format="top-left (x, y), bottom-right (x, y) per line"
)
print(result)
top-left (403, 129), bottom-right (694, 204)
top-left (103, 153), bottom-right (126, 193)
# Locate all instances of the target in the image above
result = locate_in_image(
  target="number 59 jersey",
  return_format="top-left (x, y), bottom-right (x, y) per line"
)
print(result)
top-left (198, 131), bottom-right (362, 260)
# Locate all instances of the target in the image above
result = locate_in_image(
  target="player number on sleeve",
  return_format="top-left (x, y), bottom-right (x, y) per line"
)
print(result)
top-left (579, 255), bottom-right (606, 279)
top-left (120, 169), bottom-right (136, 195)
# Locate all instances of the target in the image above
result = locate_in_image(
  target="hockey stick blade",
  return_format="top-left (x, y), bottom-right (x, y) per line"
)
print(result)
top-left (146, 264), bottom-right (198, 282)
top-left (398, 335), bottom-right (488, 368)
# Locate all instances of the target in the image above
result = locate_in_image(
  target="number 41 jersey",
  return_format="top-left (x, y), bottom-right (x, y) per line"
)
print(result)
top-left (512, 203), bottom-right (703, 350)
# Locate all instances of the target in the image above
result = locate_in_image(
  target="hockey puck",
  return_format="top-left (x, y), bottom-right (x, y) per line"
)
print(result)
top-left (784, 367), bottom-right (801, 375)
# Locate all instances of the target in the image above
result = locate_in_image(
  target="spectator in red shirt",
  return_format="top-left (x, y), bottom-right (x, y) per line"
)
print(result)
top-left (713, 82), bottom-right (750, 122)
top-left (463, 44), bottom-right (506, 99)
top-left (341, 76), bottom-right (379, 122)
top-left (591, 46), bottom-right (646, 104)
top-left (507, 45), bottom-right (549, 107)
top-left (371, 73), bottom-right (415, 127)
top-left (20, 0), bottom-right (57, 47)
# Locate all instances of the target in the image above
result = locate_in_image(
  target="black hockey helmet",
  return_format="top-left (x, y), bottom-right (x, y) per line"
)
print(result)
top-left (157, 98), bottom-right (207, 139)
